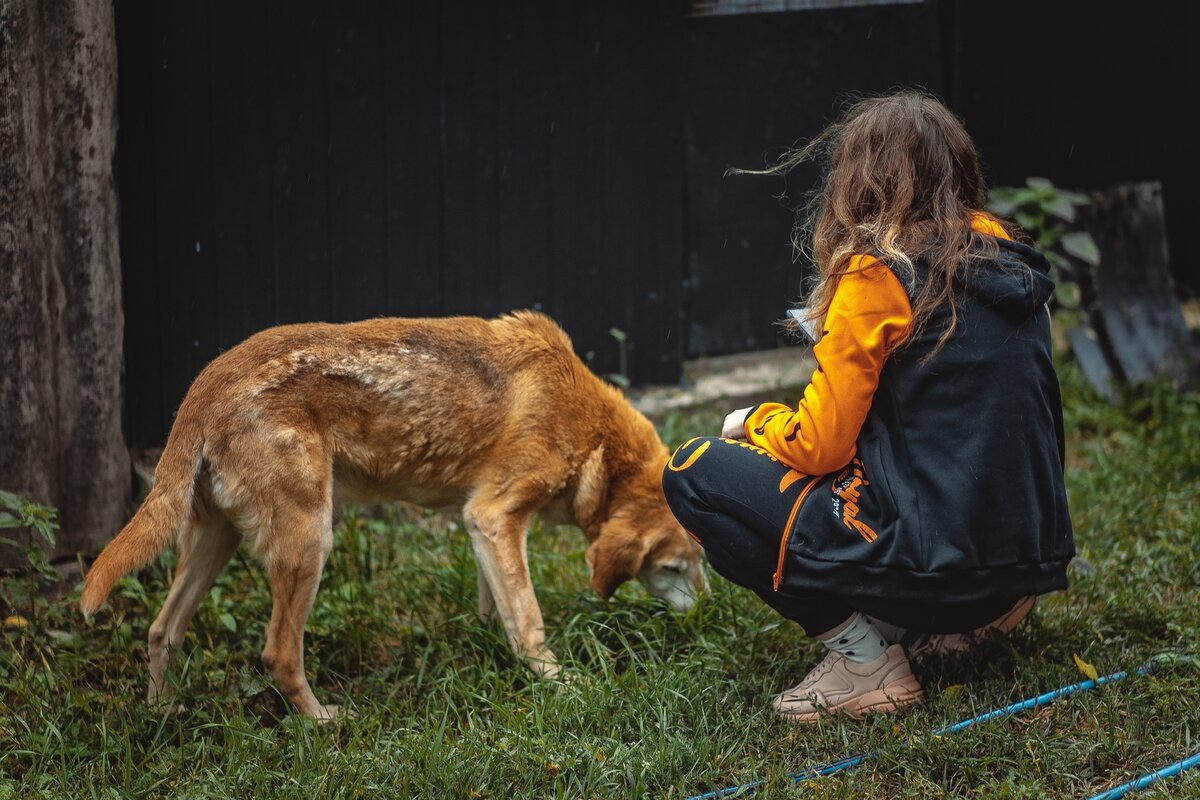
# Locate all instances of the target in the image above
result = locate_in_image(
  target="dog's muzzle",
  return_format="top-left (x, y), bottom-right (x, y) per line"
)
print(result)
top-left (641, 567), bottom-right (705, 611)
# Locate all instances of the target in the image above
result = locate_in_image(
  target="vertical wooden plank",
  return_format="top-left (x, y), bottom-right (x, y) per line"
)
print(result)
top-left (592, 6), bottom-right (634, 383)
top-left (150, 1), bottom-right (217, 429)
top-left (545, 5), bottom-right (585, 349)
top-left (581, 5), bottom-right (617, 380)
top-left (596, 4), bottom-right (685, 386)
top-left (495, 3), bottom-right (552, 317)
top-left (548, 4), bottom-right (609, 374)
top-left (440, 3), bottom-right (499, 317)
top-left (267, 0), bottom-right (331, 325)
top-left (209, 0), bottom-right (275, 351)
top-left (114, 0), bottom-right (163, 443)
top-left (327, 0), bottom-right (387, 323)
top-left (381, 3), bottom-right (443, 317)
top-left (649, 8), bottom-right (688, 386)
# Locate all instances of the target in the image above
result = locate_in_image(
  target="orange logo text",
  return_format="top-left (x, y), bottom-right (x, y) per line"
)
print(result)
top-left (834, 459), bottom-right (878, 543)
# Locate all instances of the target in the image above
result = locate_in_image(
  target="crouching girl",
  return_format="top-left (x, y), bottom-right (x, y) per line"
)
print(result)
top-left (662, 91), bottom-right (1074, 722)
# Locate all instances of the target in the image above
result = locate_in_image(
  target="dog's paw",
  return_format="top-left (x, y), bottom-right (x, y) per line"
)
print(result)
top-left (549, 666), bottom-right (590, 691)
top-left (313, 704), bottom-right (356, 723)
top-left (550, 668), bottom-right (597, 696)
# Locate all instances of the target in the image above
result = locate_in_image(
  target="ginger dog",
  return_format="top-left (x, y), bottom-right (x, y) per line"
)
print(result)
top-left (81, 311), bottom-right (705, 719)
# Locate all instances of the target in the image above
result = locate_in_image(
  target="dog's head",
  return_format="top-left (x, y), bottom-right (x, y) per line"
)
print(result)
top-left (578, 449), bottom-right (707, 610)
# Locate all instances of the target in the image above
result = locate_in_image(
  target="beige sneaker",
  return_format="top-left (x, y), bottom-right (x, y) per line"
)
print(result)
top-left (772, 644), bottom-right (924, 723)
top-left (907, 596), bottom-right (1036, 660)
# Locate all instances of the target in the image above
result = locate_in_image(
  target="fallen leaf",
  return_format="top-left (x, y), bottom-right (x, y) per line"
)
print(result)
top-left (1073, 653), bottom-right (1099, 682)
top-left (940, 683), bottom-right (965, 700)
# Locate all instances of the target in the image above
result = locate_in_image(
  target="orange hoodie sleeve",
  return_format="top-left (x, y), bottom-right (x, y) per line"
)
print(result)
top-left (743, 257), bottom-right (913, 475)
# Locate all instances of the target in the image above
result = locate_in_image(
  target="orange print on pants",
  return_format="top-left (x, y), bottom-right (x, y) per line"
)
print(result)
top-left (834, 458), bottom-right (879, 543)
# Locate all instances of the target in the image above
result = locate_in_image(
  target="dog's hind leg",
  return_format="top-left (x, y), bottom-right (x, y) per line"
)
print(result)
top-left (477, 566), bottom-right (497, 621)
top-left (260, 502), bottom-right (336, 720)
top-left (147, 515), bottom-right (241, 703)
top-left (463, 499), bottom-right (558, 679)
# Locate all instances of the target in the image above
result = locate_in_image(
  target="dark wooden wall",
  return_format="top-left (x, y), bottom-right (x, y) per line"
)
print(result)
top-left (116, 1), bottom-right (685, 444)
top-left (116, 0), bottom-right (1195, 444)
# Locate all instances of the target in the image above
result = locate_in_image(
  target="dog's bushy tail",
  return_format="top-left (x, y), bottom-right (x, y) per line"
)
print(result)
top-left (80, 420), bottom-right (204, 616)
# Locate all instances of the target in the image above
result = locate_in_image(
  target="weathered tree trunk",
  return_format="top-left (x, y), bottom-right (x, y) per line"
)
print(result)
top-left (0, 0), bottom-right (130, 568)
top-left (1070, 181), bottom-right (1198, 401)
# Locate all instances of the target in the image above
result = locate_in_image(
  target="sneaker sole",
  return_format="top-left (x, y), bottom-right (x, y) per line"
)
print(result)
top-left (776, 677), bottom-right (924, 723)
top-left (910, 595), bottom-right (1037, 659)
top-left (994, 595), bottom-right (1037, 633)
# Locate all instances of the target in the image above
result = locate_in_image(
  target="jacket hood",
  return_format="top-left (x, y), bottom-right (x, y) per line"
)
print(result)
top-left (958, 237), bottom-right (1055, 318)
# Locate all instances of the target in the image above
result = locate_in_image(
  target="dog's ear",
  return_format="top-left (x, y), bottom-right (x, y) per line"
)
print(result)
top-left (573, 445), bottom-right (607, 527)
top-left (585, 522), bottom-right (650, 600)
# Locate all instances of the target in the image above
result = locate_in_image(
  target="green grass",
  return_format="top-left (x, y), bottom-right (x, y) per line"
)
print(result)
top-left (3, 358), bottom-right (1199, 798)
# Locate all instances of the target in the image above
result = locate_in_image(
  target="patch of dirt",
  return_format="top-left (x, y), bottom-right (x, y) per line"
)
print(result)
top-left (629, 346), bottom-right (815, 420)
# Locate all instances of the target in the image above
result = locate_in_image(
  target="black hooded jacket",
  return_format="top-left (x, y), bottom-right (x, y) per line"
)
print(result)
top-left (778, 237), bottom-right (1075, 604)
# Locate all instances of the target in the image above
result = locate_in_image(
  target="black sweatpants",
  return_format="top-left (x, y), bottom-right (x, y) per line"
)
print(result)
top-left (661, 436), bottom-right (1018, 636)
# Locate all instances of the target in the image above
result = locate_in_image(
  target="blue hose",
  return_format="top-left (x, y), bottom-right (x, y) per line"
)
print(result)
top-left (685, 659), bottom-right (1161, 800)
top-left (1085, 751), bottom-right (1200, 800)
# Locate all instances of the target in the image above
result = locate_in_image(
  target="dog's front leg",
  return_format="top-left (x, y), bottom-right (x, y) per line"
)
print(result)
top-left (463, 501), bottom-right (558, 680)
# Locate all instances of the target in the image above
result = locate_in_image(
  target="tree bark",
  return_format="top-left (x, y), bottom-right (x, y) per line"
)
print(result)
top-left (1081, 182), bottom-right (1196, 389)
top-left (0, 0), bottom-right (130, 568)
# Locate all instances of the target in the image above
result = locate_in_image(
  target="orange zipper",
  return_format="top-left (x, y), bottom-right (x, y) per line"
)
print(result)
top-left (773, 476), bottom-right (822, 591)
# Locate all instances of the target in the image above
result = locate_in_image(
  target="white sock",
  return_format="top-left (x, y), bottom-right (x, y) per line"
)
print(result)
top-left (820, 612), bottom-right (888, 664)
top-left (863, 615), bottom-right (907, 645)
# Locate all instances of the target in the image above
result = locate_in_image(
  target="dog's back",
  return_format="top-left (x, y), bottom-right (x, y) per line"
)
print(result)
top-left (83, 310), bottom-right (616, 605)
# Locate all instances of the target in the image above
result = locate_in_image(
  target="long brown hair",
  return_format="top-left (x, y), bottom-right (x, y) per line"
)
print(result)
top-left (741, 90), bottom-right (1009, 352)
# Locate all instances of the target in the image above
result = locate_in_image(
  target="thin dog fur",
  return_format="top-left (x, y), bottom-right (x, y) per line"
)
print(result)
top-left (80, 311), bottom-right (705, 719)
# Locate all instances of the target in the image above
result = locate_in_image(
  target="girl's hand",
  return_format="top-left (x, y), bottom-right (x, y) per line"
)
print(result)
top-left (721, 407), bottom-right (753, 440)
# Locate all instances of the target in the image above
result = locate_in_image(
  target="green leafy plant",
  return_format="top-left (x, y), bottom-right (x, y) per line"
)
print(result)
top-left (0, 489), bottom-right (60, 622)
top-left (988, 177), bottom-right (1101, 309)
